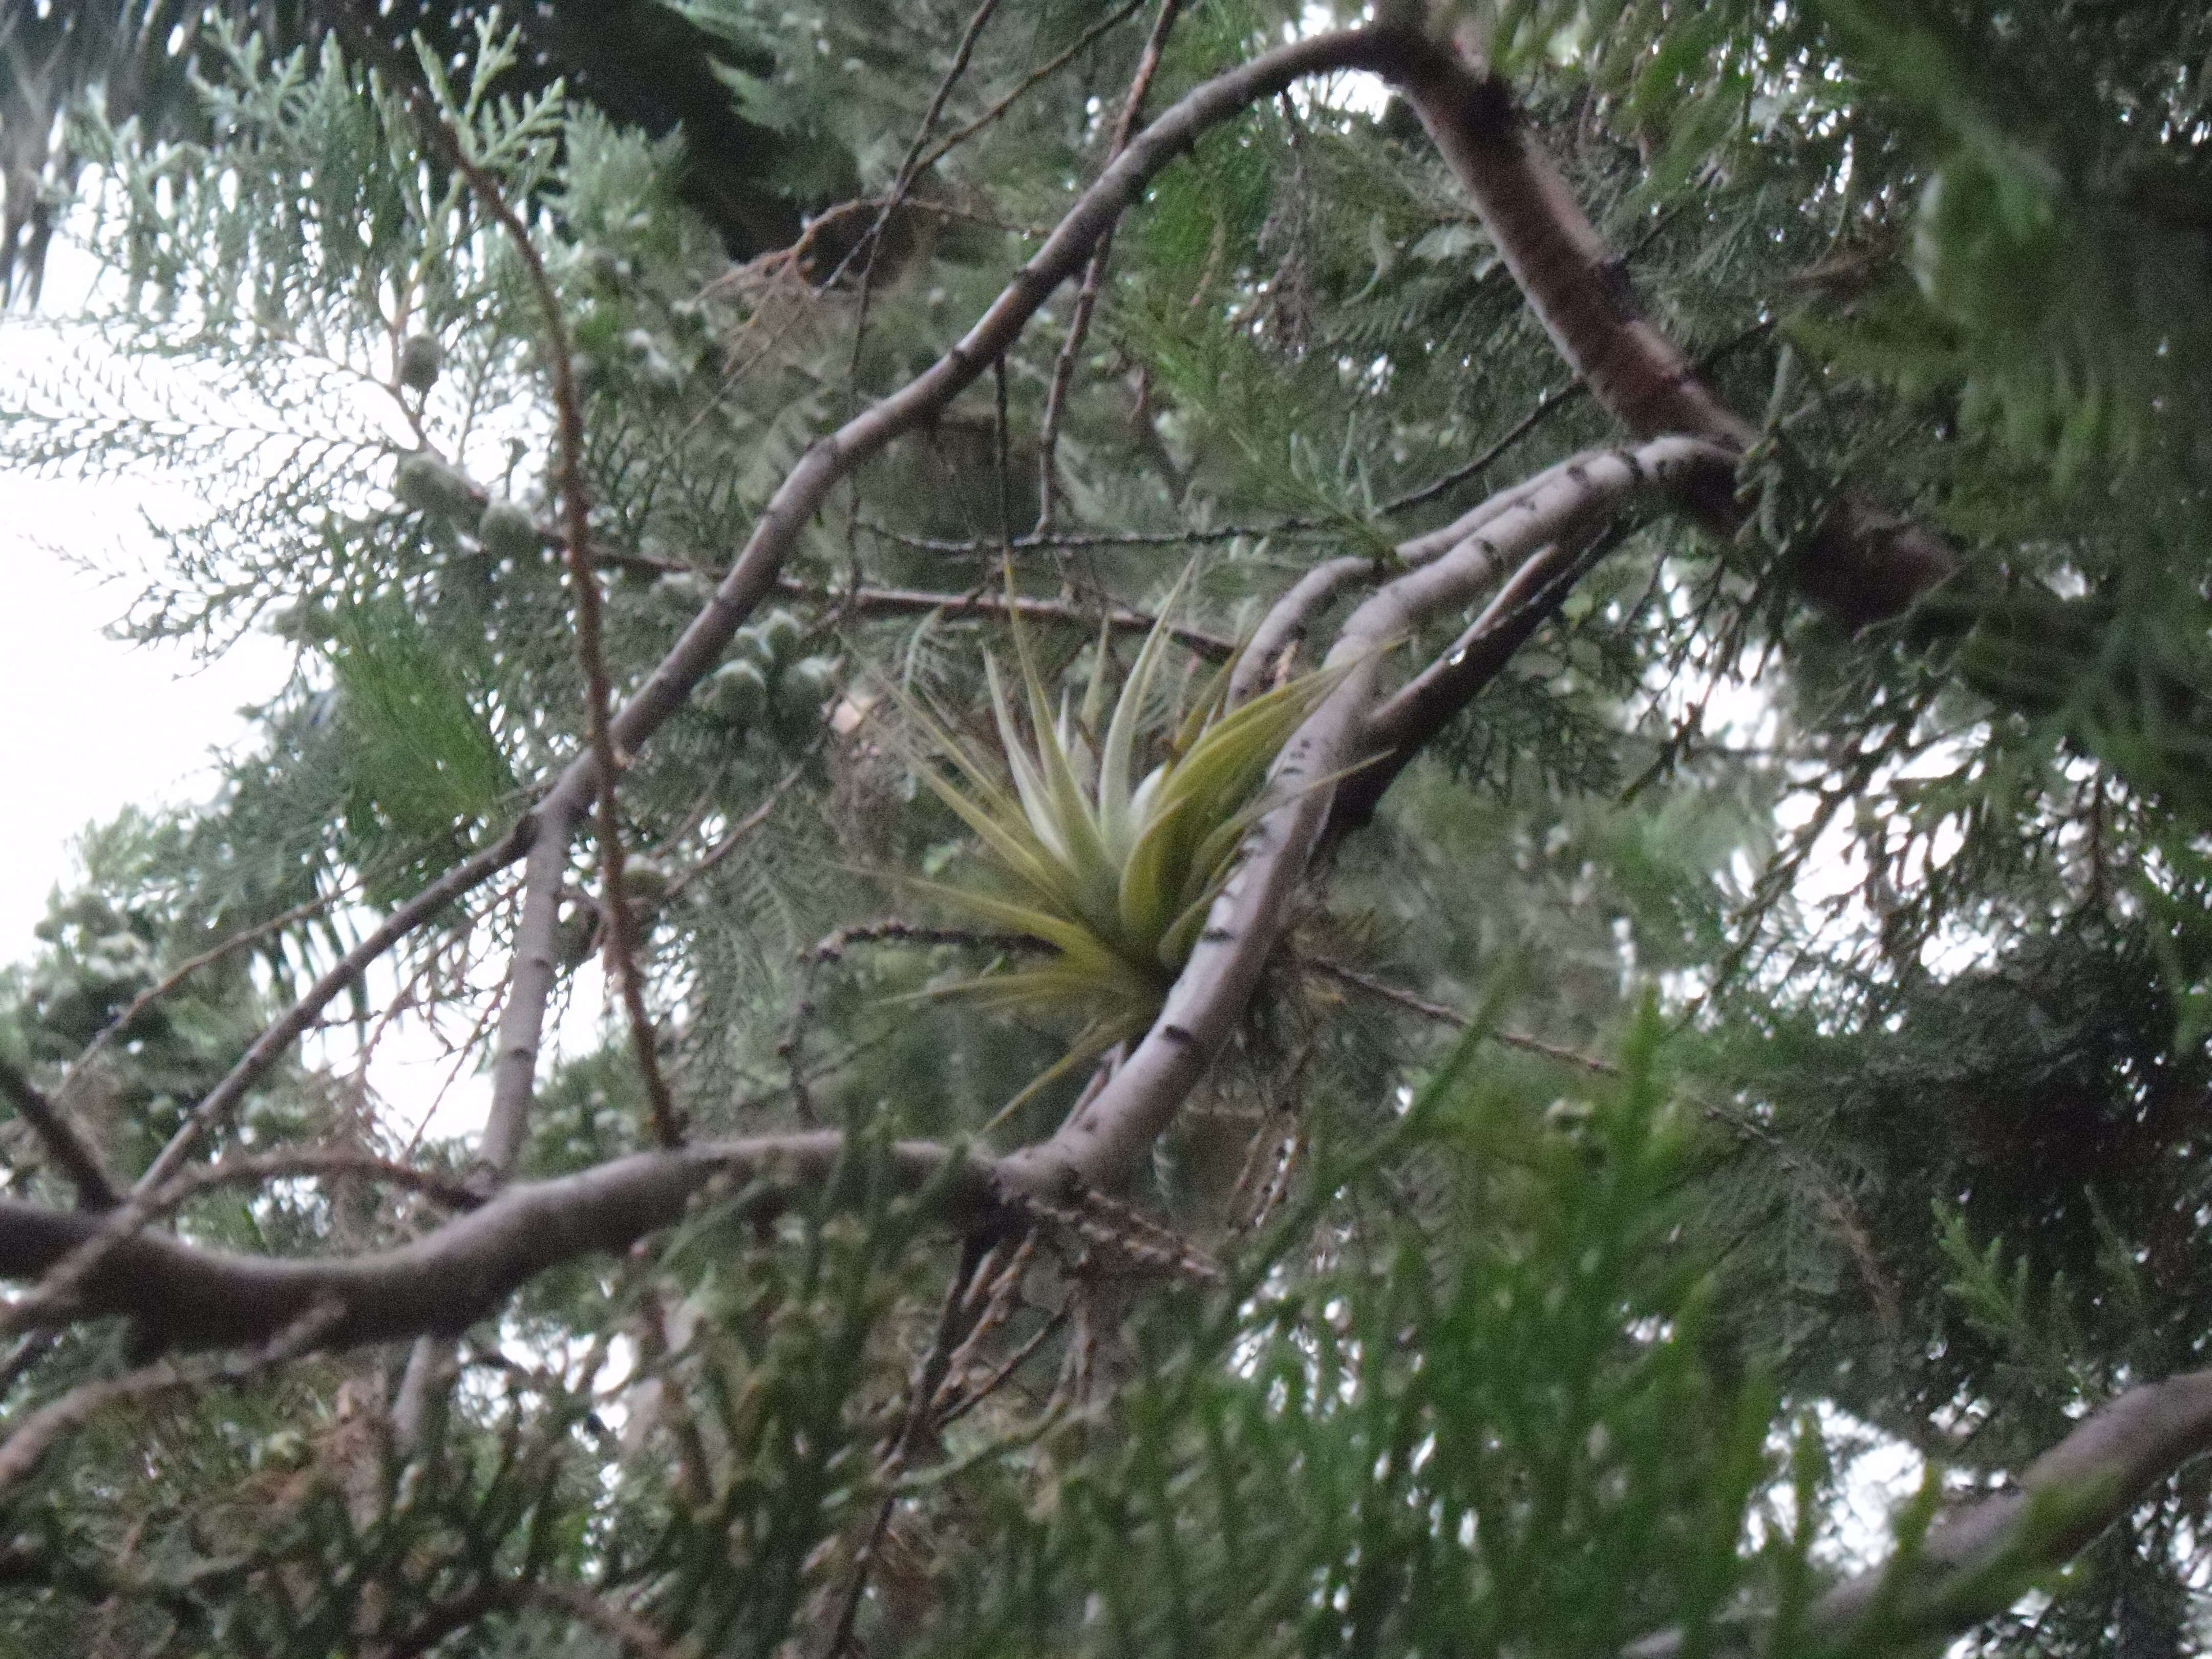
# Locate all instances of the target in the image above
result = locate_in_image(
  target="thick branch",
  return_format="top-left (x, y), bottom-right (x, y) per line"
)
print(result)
top-left (999, 436), bottom-right (1730, 1197)
top-left (1225, 438), bottom-right (1657, 709)
top-left (0, 1135), bottom-right (993, 1354)
top-left (1364, 528), bottom-right (1603, 752)
top-left (1394, 51), bottom-right (1955, 626)
top-left (1626, 1368), bottom-right (2212, 1659)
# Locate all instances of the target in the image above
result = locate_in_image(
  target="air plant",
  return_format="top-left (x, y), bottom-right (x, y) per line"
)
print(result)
top-left (889, 571), bottom-right (1352, 1098)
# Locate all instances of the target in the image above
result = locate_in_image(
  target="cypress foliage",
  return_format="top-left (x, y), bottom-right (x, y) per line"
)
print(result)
top-left (0, 3), bottom-right (2208, 1653)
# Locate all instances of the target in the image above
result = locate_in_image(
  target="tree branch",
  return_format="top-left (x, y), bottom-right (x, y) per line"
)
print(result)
top-left (479, 794), bottom-right (581, 1180)
top-left (471, 24), bottom-right (1456, 1148)
top-left (1035, 0), bottom-right (1185, 530)
top-left (1224, 432), bottom-right (1658, 709)
top-left (1228, 555), bottom-right (1374, 706)
top-left (382, 1578), bottom-right (691, 1659)
top-left (0, 1298), bottom-right (345, 1502)
top-left (138, 820), bottom-right (533, 1200)
top-left (1626, 1369), bottom-right (2212, 1658)
top-left (1393, 50), bottom-right (1956, 626)
top-left (0, 1056), bottom-right (116, 1209)
top-left (66, 887), bottom-right (339, 1094)
top-left (394, 52), bottom-right (682, 1156)
top-left (1325, 518), bottom-right (1634, 828)
top-left (998, 435), bottom-right (1731, 1198)
top-left (844, 0), bottom-right (1008, 359)
top-left (0, 1135), bottom-right (997, 1354)
top-left (779, 575), bottom-right (1236, 660)
top-left (1306, 956), bottom-right (1619, 1073)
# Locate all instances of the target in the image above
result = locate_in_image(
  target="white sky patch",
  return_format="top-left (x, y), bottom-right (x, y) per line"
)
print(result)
top-left (1, 228), bottom-right (292, 959)
top-left (0, 200), bottom-right (612, 1145)
top-left (0, 478), bottom-right (293, 959)
top-left (1291, 4), bottom-right (1392, 118)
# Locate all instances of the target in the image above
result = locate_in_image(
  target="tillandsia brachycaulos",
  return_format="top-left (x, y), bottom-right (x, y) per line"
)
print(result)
top-left (886, 568), bottom-right (1355, 1114)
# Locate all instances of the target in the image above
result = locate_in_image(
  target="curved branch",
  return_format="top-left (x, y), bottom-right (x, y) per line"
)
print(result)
top-left (1392, 50), bottom-right (1955, 626)
top-left (1626, 1369), bottom-right (2212, 1659)
top-left (1363, 528), bottom-right (1605, 753)
top-left (1326, 516), bottom-right (1637, 828)
top-left (999, 436), bottom-right (1731, 1197)
top-left (0, 1135), bottom-right (994, 1354)
top-left (1223, 441), bottom-right (1646, 710)
top-left (479, 25), bottom-right (1454, 1136)
top-left (1229, 555), bottom-right (1373, 706)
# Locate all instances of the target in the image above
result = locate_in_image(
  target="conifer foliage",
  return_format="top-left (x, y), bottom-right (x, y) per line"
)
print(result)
top-left (2, 1), bottom-right (2211, 1654)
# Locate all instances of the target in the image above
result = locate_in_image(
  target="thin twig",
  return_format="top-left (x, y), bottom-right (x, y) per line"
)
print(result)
top-left (1377, 375), bottom-right (1586, 517)
top-left (846, 0), bottom-right (1008, 370)
top-left (1036, 0), bottom-right (1185, 530)
top-left (909, 0), bottom-right (1153, 182)
top-left (0, 1298), bottom-right (344, 1503)
top-left (717, 194), bottom-right (1045, 289)
top-left (776, 575), bottom-right (1236, 658)
top-left (853, 518), bottom-right (1313, 554)
top-left (1306, 957), bottom-right (1620, 1074)
top-left (822, 1241), bottom-right (987, 1659)
top-left (136, 823), bottom-right (531, 1199)
top-left (1362, 264), bottom-right (1771, 526)
top-left (143, 1148), bottom-right (484, 1221)
top-left (398, 59), bottom-right (682, 1153)
top-left (660, 753), bottom-right (815, 907)
top-left (382, 1579), bottom-right (689, 1659)
top-left (0, 1334), bottom-right (56, 1402)
top-left (934, 1305), bottom-right (1068, 1429)
top-left (778, 920), bottom-right (1044, 1123)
